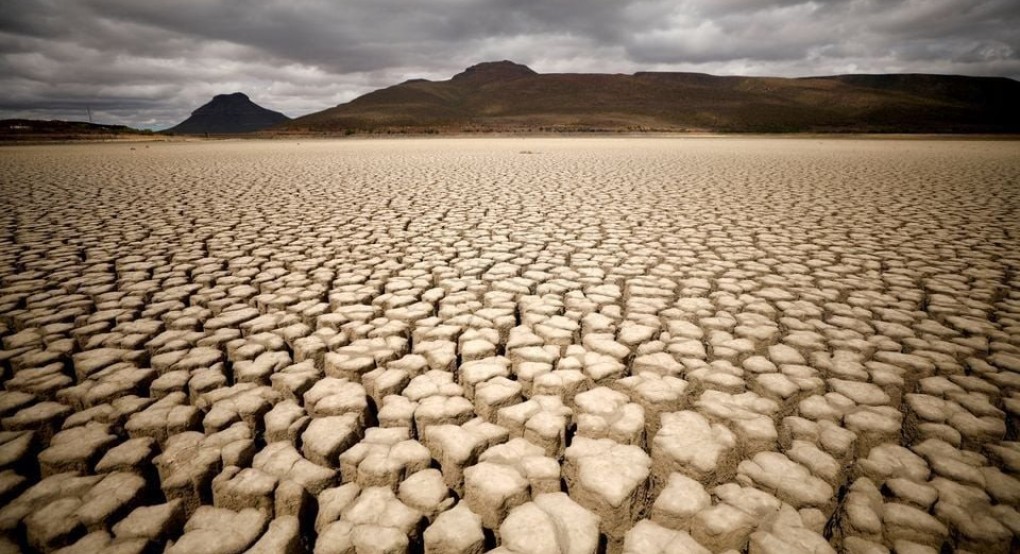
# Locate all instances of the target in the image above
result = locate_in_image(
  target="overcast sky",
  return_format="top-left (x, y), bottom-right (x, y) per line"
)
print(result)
top-left (2, 0), bottom-right (1018, 129)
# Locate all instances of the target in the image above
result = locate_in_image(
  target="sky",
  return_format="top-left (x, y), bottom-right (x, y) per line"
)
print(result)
top-left (1, 0), bottom-right (1018, 130)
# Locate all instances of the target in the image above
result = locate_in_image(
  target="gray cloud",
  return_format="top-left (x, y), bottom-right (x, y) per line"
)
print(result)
top-left (1, 0), bottom-right (1017, 129)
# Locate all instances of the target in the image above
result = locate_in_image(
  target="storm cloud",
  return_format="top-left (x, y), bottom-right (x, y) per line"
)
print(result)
top-left (2, 0), bottom-right (1018, 129)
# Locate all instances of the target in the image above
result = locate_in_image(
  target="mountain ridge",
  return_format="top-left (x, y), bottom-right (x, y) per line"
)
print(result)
top-left (273, 61), bottom-right (1020, 134)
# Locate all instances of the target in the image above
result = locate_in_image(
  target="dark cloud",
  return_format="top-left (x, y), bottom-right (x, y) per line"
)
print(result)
top-left (1, 0), bottom-right (1017, 129)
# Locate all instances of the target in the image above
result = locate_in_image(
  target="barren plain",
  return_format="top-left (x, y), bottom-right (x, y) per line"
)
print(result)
top-left (0, 137), bottom-right (1019, 554)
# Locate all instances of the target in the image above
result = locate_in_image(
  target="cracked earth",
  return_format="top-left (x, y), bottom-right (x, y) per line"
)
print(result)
top-left (0, 137), bottom-right (1019, 554)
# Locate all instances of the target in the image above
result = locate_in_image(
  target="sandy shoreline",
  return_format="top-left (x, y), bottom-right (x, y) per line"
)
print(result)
top-left (4, 132), bottom-right (1020, 147)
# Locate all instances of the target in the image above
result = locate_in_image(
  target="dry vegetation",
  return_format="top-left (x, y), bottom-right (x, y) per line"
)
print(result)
top-left (0, 120), bottom-right (155, 143)
top-left (0, 138), bottom-right (1019, 554)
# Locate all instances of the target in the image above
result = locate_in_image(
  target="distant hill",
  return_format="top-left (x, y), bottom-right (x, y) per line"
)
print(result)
top-left (275, 61), bottom-right (1020, 134)
top-left (0, 119), bottom-right (153, 142)
top-left (168, 93), bottom-right (289, 134)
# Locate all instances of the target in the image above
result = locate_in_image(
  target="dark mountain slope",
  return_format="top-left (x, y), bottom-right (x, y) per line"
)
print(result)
top-left (168, 93), bottom-right (290, 134)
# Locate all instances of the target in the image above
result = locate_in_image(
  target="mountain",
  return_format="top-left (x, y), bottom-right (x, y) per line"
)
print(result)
top-left (0, 119), bottom-right (153, 141)
top-left (168, 93), bottom-right (290, 134)
top-left (275, 61), bottom-right (1020, 134)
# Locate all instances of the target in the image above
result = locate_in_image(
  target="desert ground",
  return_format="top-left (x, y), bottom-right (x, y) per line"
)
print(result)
top-left (0, 137), bottom-right (1018, 554)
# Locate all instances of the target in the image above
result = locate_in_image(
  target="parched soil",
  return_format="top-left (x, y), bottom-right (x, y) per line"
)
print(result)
top-left (0, 137), bottom-right (1019, 553)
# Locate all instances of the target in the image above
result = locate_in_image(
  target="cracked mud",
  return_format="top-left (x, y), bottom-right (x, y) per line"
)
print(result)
top-left (1, 137), bottom-right (1019, 554)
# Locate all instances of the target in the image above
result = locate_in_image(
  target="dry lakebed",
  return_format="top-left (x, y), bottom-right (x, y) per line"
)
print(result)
top-left (0, 137), bottom-right (1019, 553)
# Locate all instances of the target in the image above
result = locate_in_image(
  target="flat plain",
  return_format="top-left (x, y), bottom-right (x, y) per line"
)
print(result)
top-left (1, 137), bottom-right (1019, 554)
